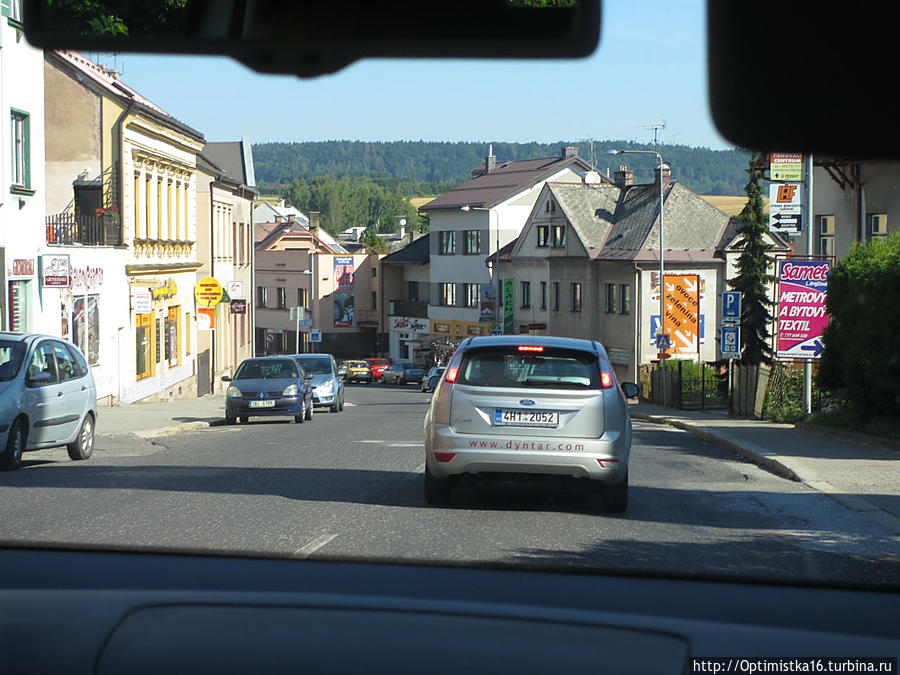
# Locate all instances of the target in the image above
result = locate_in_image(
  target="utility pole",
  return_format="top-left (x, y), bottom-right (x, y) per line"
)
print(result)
top-left (803, 153), bottom-right (814, 415)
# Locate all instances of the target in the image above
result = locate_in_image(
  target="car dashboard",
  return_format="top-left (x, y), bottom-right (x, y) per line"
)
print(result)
top-left (1, 547), bottom-right (897, 674)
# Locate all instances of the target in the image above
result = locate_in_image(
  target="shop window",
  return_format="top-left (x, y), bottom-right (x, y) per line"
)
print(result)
top-left (72, 294), bottom-right (100, 366)
top-left (8, 280), bottom-right (29, 332)
top-left (136, 314), bottom-right (153, 379)
top-left (185, 312), bottom-right (191, 355)
top-left (166, 307), bottom-right (180, 366)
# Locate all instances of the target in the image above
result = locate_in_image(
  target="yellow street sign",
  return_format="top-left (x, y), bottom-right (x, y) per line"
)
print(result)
top-left (195, 277), bottom-right (224, 307)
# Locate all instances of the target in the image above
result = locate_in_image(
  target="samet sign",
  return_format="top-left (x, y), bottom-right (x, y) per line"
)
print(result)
top-left (776, 260), bottom-right (830, 359)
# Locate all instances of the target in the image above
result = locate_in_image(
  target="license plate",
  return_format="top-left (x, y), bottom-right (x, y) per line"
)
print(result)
top-left (249, 400), bottom-right (275, 408)
top-left (493, 409), bottom-right (559, 428)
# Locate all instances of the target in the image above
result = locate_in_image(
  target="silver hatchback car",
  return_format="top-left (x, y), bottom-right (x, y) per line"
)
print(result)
top-left (0, 333), bottom-right (98, 471)
top-left (423, 336), bottom-right (639, 511)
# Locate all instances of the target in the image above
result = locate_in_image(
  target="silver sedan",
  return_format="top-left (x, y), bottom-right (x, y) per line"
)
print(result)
top-left (423, 335), bottom-right (638, 512)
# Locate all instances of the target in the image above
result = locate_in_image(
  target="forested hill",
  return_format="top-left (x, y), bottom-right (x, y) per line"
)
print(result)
top-left (253, 141), bottom-right (751, 195)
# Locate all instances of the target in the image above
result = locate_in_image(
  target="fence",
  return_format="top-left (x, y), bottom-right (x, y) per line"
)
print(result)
top-left (645, 360), bottom-right (728, 411)
top-left (46, 213), bottom-right (122, 246)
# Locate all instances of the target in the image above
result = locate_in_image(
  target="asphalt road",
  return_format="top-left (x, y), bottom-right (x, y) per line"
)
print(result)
top-left (2, 383), bottom-right (899, 587)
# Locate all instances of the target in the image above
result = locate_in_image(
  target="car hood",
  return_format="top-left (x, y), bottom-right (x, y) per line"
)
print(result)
top-left (309, 374), bottom-right (336, 387)
top-left (231, 377), bottom-right (298, 393)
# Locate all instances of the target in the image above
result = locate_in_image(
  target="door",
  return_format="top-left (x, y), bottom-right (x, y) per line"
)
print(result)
top-left (197, 349), bottom-right (211, 396)
top-left (50, 340), bottom-right (90, 441)
top-left (22, 341), bottom-right (67, 446)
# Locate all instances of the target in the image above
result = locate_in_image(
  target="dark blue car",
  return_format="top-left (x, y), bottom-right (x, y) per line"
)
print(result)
top-left (223, 357), bottom-right (314, 425)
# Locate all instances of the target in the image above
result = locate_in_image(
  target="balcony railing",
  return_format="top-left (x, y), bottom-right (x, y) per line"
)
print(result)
top-left (46, 212), bottom-right (123, 246)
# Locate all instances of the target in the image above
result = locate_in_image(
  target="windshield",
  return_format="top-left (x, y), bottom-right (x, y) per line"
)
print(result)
top-left (0, 341), bottom-right (26, 382)
top-left (295, 357), bottom-right (333, 375)
top-left (234, 360), bottom-right (298, 379)
top-left (5, 0), bottom-right (899, 595)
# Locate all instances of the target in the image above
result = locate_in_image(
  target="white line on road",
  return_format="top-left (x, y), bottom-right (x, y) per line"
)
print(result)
top-left (405, 462), bottom-right (426, 480)
top-left (292, 533), bottom-right (338, 559)
top-left (388, 443), bottom-right (423, 448)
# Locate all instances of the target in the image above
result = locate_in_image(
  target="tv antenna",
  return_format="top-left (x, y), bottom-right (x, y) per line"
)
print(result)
top-left (634, 121), bottom-right (666, 146)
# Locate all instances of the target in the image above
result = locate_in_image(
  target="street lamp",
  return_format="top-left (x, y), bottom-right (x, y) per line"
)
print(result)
top-left (608, 148), bottom-right (668, 406)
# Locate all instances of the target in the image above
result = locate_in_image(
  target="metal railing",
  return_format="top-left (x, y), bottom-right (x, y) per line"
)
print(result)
top-left (46, 212), bottom-right (122, 246)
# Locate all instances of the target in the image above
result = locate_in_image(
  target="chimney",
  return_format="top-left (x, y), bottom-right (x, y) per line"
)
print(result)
top-left (309, 211), bottom-right (320, 230)
top-left (654, 163), bottom-right (672, 187)
top-left (485, 144), bottom-right (496, 174)
top-left (613, 165), bottom-right (634, 188)
top-left (562, 146), bottom-right (578, 159)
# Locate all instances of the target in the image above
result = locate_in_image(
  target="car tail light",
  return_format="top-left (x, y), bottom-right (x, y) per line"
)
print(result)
top-left (596, 459), bottom-right (619, 468)
top-left (517, 345), bottom-right (544, 352)
top-left (600, 372), bottom-right (614, 388)
top-left (434, 452), bottom-right (456, 463)
top-left (443, 349), bottom-right (465, 383)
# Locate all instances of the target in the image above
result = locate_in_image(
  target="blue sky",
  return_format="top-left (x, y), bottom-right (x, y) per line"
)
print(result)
top-left (103, 0), bottom-right (730, 150)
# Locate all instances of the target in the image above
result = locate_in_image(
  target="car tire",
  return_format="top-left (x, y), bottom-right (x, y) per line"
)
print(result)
top-left (1, 417), bottom-right (27, 471)
top-left (424, 465), bottom-right (452, 506)
top-left (226, 415), bottom-right (237, 425)
top-left (239, 416), bottom-right (249, 424)
top-left (305, 399), bottom-right (313, 421)
top-left (295, 412), bottom-right (304, 424)
top-left (604, 471), bottom-right (628, 513)
top-left (67, 413), bottom-right (95, 461)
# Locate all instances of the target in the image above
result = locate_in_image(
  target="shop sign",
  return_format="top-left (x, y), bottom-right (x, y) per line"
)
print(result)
top-left (392, 317), bottom-right (427, 332)
top-left (198, 306), bottom-right (216, 330)
top-left (153, 279), bottom-right (178, 300)
top-left (40, 254), bottom-right (71, 287)
top-left (72, 265), bottom-right (104, 291)
top-left (133, 288), bottom-right (152, 313)
top-left (230, 299), bottom-right (247, 314)
top-left (226, 281), bottom-right (244, 299)
top-left (11, 259), bottom-right (35, 277)
top-left (194, 277), bottom-right (223, 307)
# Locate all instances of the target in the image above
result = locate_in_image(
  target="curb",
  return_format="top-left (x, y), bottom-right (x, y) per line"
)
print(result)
top-left (631, 411), bottom-right (900, 537)
top-left (99, 418), bottom-right (226, 441)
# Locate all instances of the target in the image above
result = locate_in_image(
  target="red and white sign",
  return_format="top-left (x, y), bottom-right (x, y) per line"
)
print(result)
top-left (776, 260), bottom-right (830, 359)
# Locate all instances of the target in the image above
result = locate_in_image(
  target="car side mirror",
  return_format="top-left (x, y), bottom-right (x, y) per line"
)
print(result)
top-left (428, 375), bottom-right (442, 391)
top-left (305, 374), bottom-right (314, 381)
top-left (621, 382), bottom-right (640, 401)
top-left (221, 375), bottom-right (232, 382)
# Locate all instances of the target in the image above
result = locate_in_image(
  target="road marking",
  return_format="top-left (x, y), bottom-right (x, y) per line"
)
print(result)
top-left (389, 442), bottom-right (423, 448)
top-left (292, 533), bottom-right (338, 559)
top-left (354, 440), bottom-right (385, 444)
top-left (406, 462), bottom-right (426, 479)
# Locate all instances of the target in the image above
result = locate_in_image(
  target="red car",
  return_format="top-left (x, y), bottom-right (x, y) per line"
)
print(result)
top-left (365, 358), bottom-right (391, 380)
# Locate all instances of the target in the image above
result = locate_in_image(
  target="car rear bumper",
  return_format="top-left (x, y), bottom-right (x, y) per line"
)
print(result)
top-left (425, 423), bottom-right (629, 483)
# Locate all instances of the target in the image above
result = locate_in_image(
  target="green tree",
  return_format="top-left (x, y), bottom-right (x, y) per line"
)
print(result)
top-left (727, 152), bottom-right (774, 365)
top-left (359, 227), bottom-right (389, 254)
top-left (817, 231), bottom-right (900, 421)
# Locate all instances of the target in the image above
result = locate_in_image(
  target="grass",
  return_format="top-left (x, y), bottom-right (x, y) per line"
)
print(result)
top-left (806, 407), bottom-right (900, 442)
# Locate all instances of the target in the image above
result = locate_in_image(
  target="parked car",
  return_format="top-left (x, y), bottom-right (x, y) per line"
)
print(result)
top-left (341, 360), bottom-right (373, 384)
top-left (421, 366), bottom-right (446, 392)
top-left (423, 336), bottom-right (640, 511)
top-left (381, 362), bottom-right (426, 385)
top-left (364, 357), bottom-right (391, 380)
top-left (223, 357), bottom-right (313, 425)
top-left (291, 354), bottom-right (345, 413)
top-left (0, 332), bottom-right (98, 471)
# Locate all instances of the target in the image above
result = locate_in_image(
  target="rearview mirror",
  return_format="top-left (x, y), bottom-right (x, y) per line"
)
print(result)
top-left (24, 0), bottom-right (602, 78)
top-left (427, 375), bottom-right (442, 391)
top-left (620, 382), bottom-right (639, 401)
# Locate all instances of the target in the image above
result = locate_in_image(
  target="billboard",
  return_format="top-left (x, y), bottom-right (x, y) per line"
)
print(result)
top-left (662, 274), bottom-right (701, 355)
top-left (776, 259), bottom-right (830, 359)
top-left (333, 256), bottom-right (355, 327)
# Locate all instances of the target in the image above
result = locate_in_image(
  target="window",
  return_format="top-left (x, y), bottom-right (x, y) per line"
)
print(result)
top-left (552, 281), bottom-right (560, 311)
top-left (605, 283), bottom-right (616, 313)
top-left (406, 281), bottom-right (419, 302)
top-left (185, 313), bottom-right (191, 355)
top-left (464, 283), bottom-right (479, 308)
top-left (520, 281), bottom-right (531, 308)
top-left (8, 0), bottom-right (23, 24)
top-left (298, 288), bottom-right (309, 308)
top-left (8, 280), bottom-right (29, 332)
top-left (372, 291), bottom-right (377, 310)
top-left (257, 286), bottom-right (268, 308)
top-left (11, 110), bottom-right (30, 190)
top-left (537, 225), bottom-right (550, 247)
top-left (438, 231), bottom-right (456, 255)
top-left (619, 284), bottom-right (631, 314)
top-left (72, 295), bottom-right (100, 366)
top-left (544, 199), bottom-right (556, 213)
top-left (26, 343), bottom-right (57, 386)
top-left (135, 313), bottom-right (153, 380)
top-left (552, 224), bottom-right (566, 248)
top-left (440, 282), bottom-right (456, 306)
top-left (817, 215), bottom-right (834, 256)
top-left (540, 281), bottom-right (547, 309)
top-left (52, 341), bottom-right (79, 381)
top-left (277, 287), bottom-right (287, 309)
top-left (571, 282), bottom-right (582, 312)
top-left (868, 213), bottom-right (888, 239)
top-left (463, 230), bottom-right (483, 255)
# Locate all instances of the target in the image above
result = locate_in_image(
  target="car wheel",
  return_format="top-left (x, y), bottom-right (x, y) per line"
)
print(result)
top-left (226, 415), bottom-right (237, 425)
top-left (1, 417), bottom-right (27, 471)
top-left (603, 471), bottom-right (628, 513)
top-left (67, 413), bottom-right (95, 461)
top-left (239, 416), bottom-right (249, 424)
top-left (424, 465), bottom-right (452, 506)
top-left (295, 411), bottom-right (304, 424)
top-left (305, 399), bottom-right (313, 421)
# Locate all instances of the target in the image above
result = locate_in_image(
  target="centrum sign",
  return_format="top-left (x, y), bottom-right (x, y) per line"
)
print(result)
top-left (776, 260), bottom-right (830, 359)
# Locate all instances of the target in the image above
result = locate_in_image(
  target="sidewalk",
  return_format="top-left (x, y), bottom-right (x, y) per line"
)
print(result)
top-left (96, 395), bottom-right (227, 439)
top-left (630, 402), bottom-right (900, 535)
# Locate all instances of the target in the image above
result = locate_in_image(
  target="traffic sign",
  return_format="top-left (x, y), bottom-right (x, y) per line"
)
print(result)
top-left (769, 153), bottom-right (804, 181)
top-left (769, 182), bottom-right (803, 236)
top-left (489, 329), bottom-right (503, 336)
top-left (656, 333), bottom-right (671, 350)
top-left (309, 329), bottom-right (322, 343)
top-left (722, 291), bottom-right (742, 322)
top-left (721, 325), bottom-right (741, 359)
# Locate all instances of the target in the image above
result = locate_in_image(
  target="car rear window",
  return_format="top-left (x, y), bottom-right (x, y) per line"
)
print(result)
top-left (456, 347), bottom-right (602, 389)
top-left (368, 359), bottom-right (390, 366)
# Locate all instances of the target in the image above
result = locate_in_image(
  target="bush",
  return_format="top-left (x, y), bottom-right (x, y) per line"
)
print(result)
top-left (817, 231), bottom-right (900, 421)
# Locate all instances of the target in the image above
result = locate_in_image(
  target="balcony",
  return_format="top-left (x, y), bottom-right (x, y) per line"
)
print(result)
top-left (390, 300), bottom-right (428, 318)
top-left (46, 212), bottom-right (123, 247)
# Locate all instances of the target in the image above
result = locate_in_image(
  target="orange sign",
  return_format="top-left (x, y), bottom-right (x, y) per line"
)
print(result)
top-left (197, 306), bottom-right (216, 330)
top-left (662, 274), bottom-right (700, 354)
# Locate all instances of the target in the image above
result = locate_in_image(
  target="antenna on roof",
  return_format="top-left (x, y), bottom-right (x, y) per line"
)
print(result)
top-left (576, 137), bottom-right (596, 169)
top-left (634, 121), bottom-right (666, 147)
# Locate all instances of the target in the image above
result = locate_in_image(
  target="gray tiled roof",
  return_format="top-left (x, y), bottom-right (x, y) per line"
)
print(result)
top-left (420, 155), bottom-right (596, 212)
top-left (381, 234), bottom-right (430, 265)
